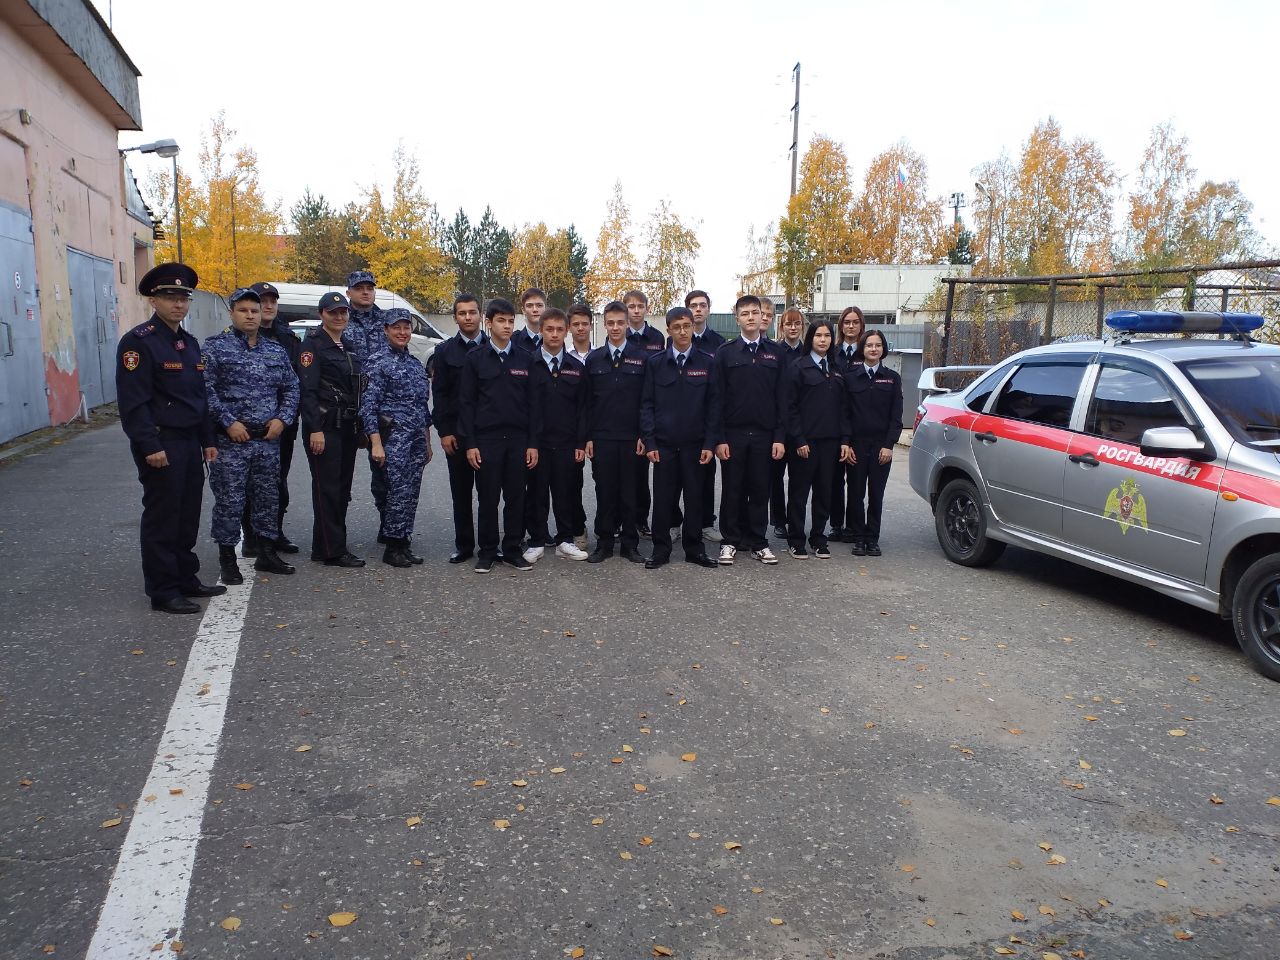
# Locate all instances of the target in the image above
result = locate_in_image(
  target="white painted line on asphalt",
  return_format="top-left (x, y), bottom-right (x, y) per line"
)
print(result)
top-left (86, 568), bottom-right (256, 959)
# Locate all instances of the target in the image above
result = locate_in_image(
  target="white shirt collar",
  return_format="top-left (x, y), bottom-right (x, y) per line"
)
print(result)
top-left (541, 346), bottom-right (565, 366)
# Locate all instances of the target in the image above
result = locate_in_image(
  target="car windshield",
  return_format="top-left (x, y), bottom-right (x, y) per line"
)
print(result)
top-left (1180, 356), bottom-right (1280, 448)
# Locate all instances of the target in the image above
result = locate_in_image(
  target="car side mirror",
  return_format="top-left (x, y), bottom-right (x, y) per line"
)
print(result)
top-left (1139, 426), bottom-right (1215, 462)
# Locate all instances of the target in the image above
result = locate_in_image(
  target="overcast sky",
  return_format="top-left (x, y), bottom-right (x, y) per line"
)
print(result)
top-left (101, 0), bottom-right (1277, 305)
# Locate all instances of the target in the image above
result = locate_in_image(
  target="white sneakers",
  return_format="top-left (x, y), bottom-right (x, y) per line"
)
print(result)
top-left (556, 541), bottom-right (589, 561)
top-left (753, 547), bottom-right (778, 565)
top-left (703, 526), bottom-right (723, 543)
top-left (522, 546), bottom-right (545, 563)
top-left (718, 544), bottom-right (736, 565)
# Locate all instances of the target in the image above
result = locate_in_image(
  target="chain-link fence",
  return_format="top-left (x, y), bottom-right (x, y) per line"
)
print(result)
top-left (921, 260), bottom-right (1280, 370)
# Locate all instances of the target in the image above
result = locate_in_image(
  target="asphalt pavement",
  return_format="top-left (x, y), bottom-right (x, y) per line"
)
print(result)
top-left (2, 422), bottom-right (1279, 960)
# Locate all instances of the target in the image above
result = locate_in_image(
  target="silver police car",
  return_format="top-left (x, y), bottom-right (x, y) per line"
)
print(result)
top-left (910, 310), bottom-right (1280, 681)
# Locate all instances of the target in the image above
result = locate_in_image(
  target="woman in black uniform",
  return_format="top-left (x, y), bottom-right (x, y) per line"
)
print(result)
top-left (299, 292), bottom-right (366, 567)
top-left (780, 319), bottom-right (852, 560)
top-left (830, 306), bottom-right (865, 541)
top-left (843, 329), bottom-right (903, 557)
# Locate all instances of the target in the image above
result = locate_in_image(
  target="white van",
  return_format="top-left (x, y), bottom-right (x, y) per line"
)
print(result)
top-left (269, 282), bottom-right (445, 366)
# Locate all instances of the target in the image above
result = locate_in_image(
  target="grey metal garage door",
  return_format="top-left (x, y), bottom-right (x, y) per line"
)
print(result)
top-left (68, 247), bottom-right (118, 409)
top-left (0, 202), bottom-right (48, 443)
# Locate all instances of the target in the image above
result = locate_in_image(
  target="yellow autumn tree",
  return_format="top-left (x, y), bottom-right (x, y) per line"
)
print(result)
top-left (641, 200), bottom-right (700, 312)
top-left (351, 145), bottom-right (455, 311)
top-left (774, 135), bottom-right (857, 307)
top-left (585, 180), bottom-right (643, 306)
top-left (851, 140), bottom-right (948, 264)
top-left (148, 111), bottom-right (283, 295)
top-left (739, 222), bottom-right (775, 296)
top-left (507, 222), bottom-right (575, 296)
top-left (970, 153), bottom-right (1017, 275)
top-left (1005, 118), bottom-right (1115, 275)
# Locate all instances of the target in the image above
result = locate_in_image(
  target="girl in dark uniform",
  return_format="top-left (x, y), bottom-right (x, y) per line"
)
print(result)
top-left (780, 319), bottom-right (852, 559)
top-left (830, 306), bottom-right (865, 541)
top-left (843, 329), bottom-right (903, 556)
top-left (299, 292), bottom-right (365, 567)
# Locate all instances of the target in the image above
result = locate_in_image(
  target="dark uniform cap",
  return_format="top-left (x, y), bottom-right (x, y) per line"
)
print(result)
top-left (250, 281), bottom-right (280, 298)
top-left (318, 291), bottom-right (349, 312)
top-left (383, 308), bottom-right (413, 326)
top-left (347, 270), bottom-right (376, 288)
top-left (228, 287), bottom-right (261, 304)
top-left (138, 262), bottom-right (198, 296)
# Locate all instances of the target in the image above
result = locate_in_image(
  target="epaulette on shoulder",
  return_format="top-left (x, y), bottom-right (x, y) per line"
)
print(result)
top-left (131, 321), bottom-right (157, 337)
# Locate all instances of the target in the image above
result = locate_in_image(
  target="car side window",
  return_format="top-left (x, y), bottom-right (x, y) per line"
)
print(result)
top-left (991, 362), bottom-right (1086, 429)
top-left (1085, 363), bottom-right (1189, 445)
top-left (965, 364), bottom-right (1012, 412)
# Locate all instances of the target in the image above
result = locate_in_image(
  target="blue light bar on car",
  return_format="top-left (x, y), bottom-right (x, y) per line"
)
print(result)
top-left (1105, 310), bottom-right (1265, 335)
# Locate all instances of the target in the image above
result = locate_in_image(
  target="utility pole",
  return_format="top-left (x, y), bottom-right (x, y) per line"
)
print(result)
top-left (949, 191), bottom-right (966, 226)
top-left (789, 62), bottom-right (801, 197)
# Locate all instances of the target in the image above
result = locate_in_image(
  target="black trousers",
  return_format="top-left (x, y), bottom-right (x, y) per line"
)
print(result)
top-left (307, 424), bottom-right (359, 560)
top-left (830, 461), bottom-right (856, 534)
top-left (242, 420), bottom-right (297, 541)
top-left (700, 458), bottom-right (718, 527)
top-left (370, 449), bottom-right (387, 534)
top-left (719, 429), bottom-right (773, 551)
top-left (445, 448), bottom-right (477, 554)
top-left (592, 438), bottom-right (639, 551)
top-left (573, 461), bottom-right (587, 536)
top-left (849, 439), bottom-right (892, 543)
top-left (529, 447), bottom-right (579, 547)
top-left (131, 430), bottom-right (204, 601)
top-left (652, 446), bottom-right (705, 560)
top-left (787, 439), bottom-right (839, 549)
top-left (634, 455), bottom-right (652, 528)
top-left (475, 437), bottom-right (528, 561)
top-left (769, 455), bottom-right (788, 527)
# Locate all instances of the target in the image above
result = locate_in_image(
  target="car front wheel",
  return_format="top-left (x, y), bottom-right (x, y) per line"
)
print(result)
top-left (1231, 554), bottom-right (1280, 682)
top-left (935, 477), bottom-right (1006, 567)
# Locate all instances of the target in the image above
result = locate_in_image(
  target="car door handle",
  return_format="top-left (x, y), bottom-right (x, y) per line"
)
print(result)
top-left (1068, 453), bottom-right (1099, 466)
top-left (975, 431), bottom-right (997, 443)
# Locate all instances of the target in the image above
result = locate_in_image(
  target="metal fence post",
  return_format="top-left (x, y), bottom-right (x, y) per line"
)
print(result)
top-left (941, 280), bottom-right (955, 365)
top-left (1042, 279), bottom-right (1057, 344)
top-left (1095, 285), bottom-right (1106, 338)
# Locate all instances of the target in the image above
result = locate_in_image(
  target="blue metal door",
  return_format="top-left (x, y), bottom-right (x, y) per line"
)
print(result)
top-left (0, 203), bottom-right (48, 443)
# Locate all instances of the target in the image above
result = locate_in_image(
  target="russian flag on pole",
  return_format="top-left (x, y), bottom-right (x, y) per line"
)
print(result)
top-left (896, 166), bottom-right (908, 189)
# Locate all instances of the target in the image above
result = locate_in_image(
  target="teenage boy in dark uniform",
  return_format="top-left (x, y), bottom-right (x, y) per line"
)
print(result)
top-left (432, 293), bottom-right (488, 563)
top-left (524, 308), bottom-right (589, 561)
top-left (685, 289), bottom-right (724, 544)
top-left (566, 303), bottom-right (595, 551)
top-left (583, 300), bottom-right (648, 564)
top-left (640, 307), bottom-right (719, 569)
top-left (712, 295), bottom-right (785, 566)
top-left (511, 287), bottom-right (547, 354)
top-left (458, 298), bottom-right (542, 573)
top-left (622, 290), bottom-right (664, 537)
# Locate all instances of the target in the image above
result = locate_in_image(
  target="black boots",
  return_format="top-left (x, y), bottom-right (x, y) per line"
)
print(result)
top-left (240, 531), bottom-right (260, 558)
top-left (254, 541), bottom-right (296, 575)
top-left (382, 540), bottom-right (413, 568)
top-left (219, 545), bottom-right (244, 585)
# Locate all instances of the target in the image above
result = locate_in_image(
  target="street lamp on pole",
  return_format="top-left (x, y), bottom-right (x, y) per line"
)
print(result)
top-left (123, 139), bottom-right (182, 263)
top-left (974, 181), bottom-right (993, 274)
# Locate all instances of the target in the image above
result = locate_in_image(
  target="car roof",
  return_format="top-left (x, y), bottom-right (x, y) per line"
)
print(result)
top-left (1014, 336), bottom-right (1280, 364)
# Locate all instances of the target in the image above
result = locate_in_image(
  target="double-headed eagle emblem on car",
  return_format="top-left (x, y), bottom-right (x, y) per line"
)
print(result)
top-left (1104, 476), bottom-right (1149, 534)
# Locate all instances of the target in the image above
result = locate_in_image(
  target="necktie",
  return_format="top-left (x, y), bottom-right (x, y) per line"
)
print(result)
top-left (867, 367), bottom-right (874, 380)
top-left (748, 342), bottom-right (757, 356)
top-left (534, 335), bottom-right (542, 348)
top-left (498, 351), bottom-right (506, 365)
top-left (613, 349), bottom-right (621, 364)
top-left (677, 354), bottom-right (685, 371)
top-left (820, 358), bottom-right (828, 376)
top-left (551, 357), bottom-right (560, 376)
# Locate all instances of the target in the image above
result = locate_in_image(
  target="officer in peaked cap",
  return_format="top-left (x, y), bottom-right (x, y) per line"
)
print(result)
top-left (345, 269), bottom-right (389, 529)
top-left (117, 262), bottom-right (224, 613)
top-left (240, 280), bottom-right (304, 557)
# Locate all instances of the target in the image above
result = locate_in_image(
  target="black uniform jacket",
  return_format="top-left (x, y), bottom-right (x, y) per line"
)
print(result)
top-left (845, 364), bottom-right (904, 448)
top-left (529, 351), bottom-right (588, 450)
top-left (431, 332), bottom-right (488, 439)
top-left (640, 348), bottom-right (719, 450)
top-left (458, 346), bottom-right (543, 450)
top-left (298, 330), bottom-right (361, 435)
top-left (584, 340), bottom-right (650, 442)
top-left (116, 316), bottom-right (214, 455)
top-left (780, 355), bottom-right (850, 448)
top-left (626, 323), bottom-right (666, 353)
top-left (711, 336), bottom-right (786, 444)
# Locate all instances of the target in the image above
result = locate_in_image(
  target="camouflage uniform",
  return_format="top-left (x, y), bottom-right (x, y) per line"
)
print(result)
top-left (203, 327), bottom-right (300, 545)
top-left (345, 270), bottom-right (386, 363)
top-left (360, 329), bottom-right (431, 543)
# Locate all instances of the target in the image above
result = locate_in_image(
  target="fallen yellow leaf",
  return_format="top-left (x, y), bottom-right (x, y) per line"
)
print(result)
top-left (1098, 898), bottom-right (1110, 907)
top-left (681, 753), bottom-right (697, 762)
top-left (472, 779), bottom-right (487, 787)
top-left (820, 707), bottom-right (830, 715)
top-left (750, 886), bottom-right (764, 893)
top-left (1044, 953), bottom-right (1064, 960)
top-left (1038, 842), bottom-right (1053, 852)
top-left (1174, 931), bottom-right (1194, 941)
top-left (622, 745), bottom-right (634, 753)
top-left (633, 783), bottom-right (647, 792)
top-left (511, 779), bottom-right (528, 788)
top-left (724, 841), bottom-right (742, 850)
top-left (170, 942), bottom-right (184, 953)
top-left (1011, 909), bottom-right (1027, 921)
top-left (619, 851), bottom-right (633, 861)
top-left (1168, 729), bottom-right (1187, 737)
top-left (294, 745), bottom-right (312, 753)
top-left (101, 817), bottom-right (122, 829)
top-left (493, 819), bottom-right (511, 830)
top-left (1038, 905), bottom-right (1056, 916)
top-left (768, 918), bottom-right (785, 926)
top-left (405, 816), bottom-right (422, 827)
top-left (639, 727), bottom-right (651, 734)
top-left (591, 817), bottom-right (604, 826)
top-left (652, 948), bottom-right (673, 958)
top-left (1155, 878), bottom-right (1169, 888)
top-left (571, 949), bottom-right (585, 959)
top-left (41, 946), bottom-right (54, 955)
top-left (924, 917), bottom-right (936, 926)
top-left (713, 905), bottom-right (728, 915)
top-left (1210, 794), bottom-right (1224, 805)
top-left (1078, 759), bottom-right (1092, 770)
top-left (639, 836), bottom-right (654, 846)
top-left (327, 911), bottom-right (356, 927)
top-left (1083, 715), bottom-right (1099, 722)
top-left (233, 782), bottom-right (254, 791)
top-left (995, 949), bottom-right (1016, 956)
top-left (610, 757), bottom-right (624, 764)
top-left (219, 917), bottom-right (241, 931)
top-left (550, 767), bottom-right (566, 775)
top-left (1047, 854), bottom-right (1067, 865)
top-left (169, 788), bottom-right (183, 796)
top-left (1266, 796), bottom-right (1280, 806)
top-left (901, 864), bottom-right (915, 873)
top-left (1007, 728), bottom-right (1024, 736)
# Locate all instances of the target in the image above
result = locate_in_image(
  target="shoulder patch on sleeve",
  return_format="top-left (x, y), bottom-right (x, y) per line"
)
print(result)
top-left (122, 350), bottom-right (141, 371)
top-left (300, 351), bottom-right (314, 367)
